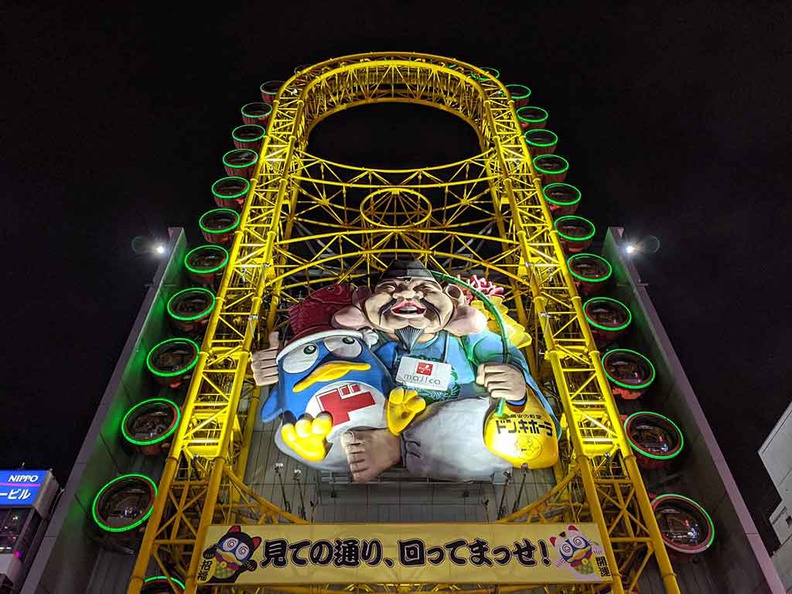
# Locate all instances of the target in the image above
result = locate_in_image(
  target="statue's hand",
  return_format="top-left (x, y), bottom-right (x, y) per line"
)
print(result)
top-left (475, 363), bottom-right (527, 402)
top-left (251, 331), bottom-right (280, 386)
top-left (281, 412), bottom-right (333, 462)
top-left (387, 387), bottom-right (426, 435)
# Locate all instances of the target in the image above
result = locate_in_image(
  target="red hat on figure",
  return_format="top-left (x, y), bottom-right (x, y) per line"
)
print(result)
top-left (287, 283), bottom-right (358, 341)
top-left (278, 283), bottom-right (375, 362)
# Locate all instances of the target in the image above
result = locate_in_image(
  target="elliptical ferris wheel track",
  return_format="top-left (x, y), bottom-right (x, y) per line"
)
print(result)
top-left (128, 52), bottom-right (680, 594)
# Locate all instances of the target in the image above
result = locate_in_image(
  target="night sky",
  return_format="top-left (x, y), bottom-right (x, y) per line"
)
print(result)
top-left (3, 2), bottom-right (791, 550)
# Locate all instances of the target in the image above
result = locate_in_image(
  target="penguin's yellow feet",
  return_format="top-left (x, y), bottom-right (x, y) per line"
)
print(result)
top-left (387, 387), bottom-right (426, 435)
top-left (483, 394), bottom-right (559, 468)
top-left (281, 412), bottom-right (333, 462)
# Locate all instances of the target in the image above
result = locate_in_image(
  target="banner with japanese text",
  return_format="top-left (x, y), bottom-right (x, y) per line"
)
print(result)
top-left (196, 522), bottom-right (612, 585)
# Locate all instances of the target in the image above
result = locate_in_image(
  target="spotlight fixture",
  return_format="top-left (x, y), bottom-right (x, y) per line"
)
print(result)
top-left (131, 235), bottom-right (169, 257)
top-left (624, 235), bottom-right (660, 256)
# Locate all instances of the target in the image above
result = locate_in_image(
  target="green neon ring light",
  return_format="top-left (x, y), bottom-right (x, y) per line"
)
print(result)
top-left (260, 81), bottom-right (284, 96)
top-left (199, 208), bottom-right (240, 235)
top-left (184, 245), bottom-right (230, 275)
top-left (231, 124), bottom-right (266, 143)
top-left (222, 149), bottom-right (258, 169)
top-left (167, 287), bottom-right (216, 322)
top-left (121, 398), bottom-right (181, 447)
top-left (505, 84), bottom-right (532, 100)
top-left (533, 155), bottom-right (569, 175)
top-left (652, 493), bottom-right (715, 552)
top-left (524, 129), bottom-right (558, 148)
top-left (567, 253), bottom-right (612, 283)
top-left (583, 296), bottom-right (632, 331)
top-left (240, 102), bottom-right (272, 119)
top-left (144, 575), bottom-right (186, 590)
top-left (603, 348), bottom-right (656, 389)
top-left (146, 338), bottom-right (200, 378)
top-left (623, 411), bottom-right (683, 460)
top-left (91, 474), bottom-right (157, 533)
top-left (472, 67), bottom-right (500, 81)
top-left (542, 182), bottom-right (580, 206)
top-left (211, 176), bottom-right (250, 201)
top-left (516, 106), bottom-right (548, 123)
top-left (554, 216), bottom-right (596, 242)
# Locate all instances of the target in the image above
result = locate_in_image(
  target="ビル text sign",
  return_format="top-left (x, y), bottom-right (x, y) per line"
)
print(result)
top-left (0, 470), bottom-right (47, 507)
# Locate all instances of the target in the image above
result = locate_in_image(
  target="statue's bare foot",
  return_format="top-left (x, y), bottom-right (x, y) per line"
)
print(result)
top-left (341, 429), bottom-right (401, 483)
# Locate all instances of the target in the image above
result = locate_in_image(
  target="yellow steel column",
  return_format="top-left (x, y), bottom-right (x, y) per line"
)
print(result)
top-left (127, 454), bottom-right (179, 594)
top-left (128, 345), bottom-right (211, 593)
top-left (182, 458), bottom-right (226, 594)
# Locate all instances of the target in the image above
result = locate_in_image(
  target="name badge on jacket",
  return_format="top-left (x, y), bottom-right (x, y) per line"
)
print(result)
top-left (396, 357), bottom-right (452, 392)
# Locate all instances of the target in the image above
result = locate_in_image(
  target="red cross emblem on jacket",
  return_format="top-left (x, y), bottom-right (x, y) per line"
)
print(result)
top-left (317, 383), bottom-right (376, 424)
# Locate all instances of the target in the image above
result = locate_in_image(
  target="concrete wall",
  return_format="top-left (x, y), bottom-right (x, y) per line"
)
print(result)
top-left (603, 227), bottom-right (785, 594)
top-left (760, 400), bottom-right (792, 592)
top-left (761, 402), bottom-right (792, 538)
top-left (22, 229), bottom-right (188, 594)
top-left (771, 536), bottom-right (792, 593)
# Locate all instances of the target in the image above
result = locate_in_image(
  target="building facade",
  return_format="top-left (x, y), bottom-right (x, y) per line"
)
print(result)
top-left (760, 401), bottom-right (792, 591)
top-left (18, 54), bottom-right (786, 593)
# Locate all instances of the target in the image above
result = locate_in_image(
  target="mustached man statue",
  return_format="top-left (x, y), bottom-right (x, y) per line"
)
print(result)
top-left (252, 259), bottom-right (559, 482)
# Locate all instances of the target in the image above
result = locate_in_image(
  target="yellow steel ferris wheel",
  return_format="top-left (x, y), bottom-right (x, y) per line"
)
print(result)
top-left (128, 52), bottom-right (681, 594)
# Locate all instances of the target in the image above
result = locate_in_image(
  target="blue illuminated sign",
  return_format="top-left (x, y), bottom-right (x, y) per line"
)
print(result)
top-left (0, 470), bottom-right (47, 507)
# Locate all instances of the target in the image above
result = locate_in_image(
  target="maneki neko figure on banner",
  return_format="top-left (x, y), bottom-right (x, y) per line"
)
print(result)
top-left (252, 259), bottom-right (560, 482)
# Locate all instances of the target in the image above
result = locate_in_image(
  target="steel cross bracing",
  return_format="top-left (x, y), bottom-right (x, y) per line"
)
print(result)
top-left (128, 53), bottom-right (680, 594)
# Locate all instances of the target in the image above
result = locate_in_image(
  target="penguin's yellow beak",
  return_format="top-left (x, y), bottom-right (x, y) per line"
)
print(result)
top-left (293, 361), bottom-right (371, 392)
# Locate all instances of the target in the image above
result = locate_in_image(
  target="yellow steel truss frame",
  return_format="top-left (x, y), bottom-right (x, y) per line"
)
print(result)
top-left (128, 52), bottom-right (679, 594)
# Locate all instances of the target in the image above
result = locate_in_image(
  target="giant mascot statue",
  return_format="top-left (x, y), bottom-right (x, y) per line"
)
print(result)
top-left (252, 259), bottom-right (559, 482)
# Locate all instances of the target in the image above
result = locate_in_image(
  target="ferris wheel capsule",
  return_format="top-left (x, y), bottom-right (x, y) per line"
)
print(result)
top-left (471, 66), bottom-right (500, 81)
top-left (199, 208), bottom-right (240, 246)
top-left (583, 296), bottom-right (632, 346)
top-left (121, 398), bottom-right (181, 456)
top-left (184, 244), bottom-right (229, 289)
top-left (524, 128), bottom-right (558, 156)
top-left (505, 83), bottom-right (532, 107)
top-left (222, 149), bottom-right (259, 179)
top-left (142, 576), bottom-right (186, 594)
top-left (240, 102), bottom-right (273, 126)
top-left (91, 474), bottom-right (157, 544)
top-left (167, 287), bottom-right (216, 334)
top-left (567, 252), bottom-right (612, 296)
top-left (542, 182), bottom-right (580, 217)
top-left (533, 154), bottom-right (569, 184)
top-left (624, 411), bottom-right (684, 469)
top-left (232, 124), bottom-right (266, 150)
top-left (652, 494), bottom-right (715, 561)
top-left (603, 348), bottom-right (656, 399)
top-left (554, 215), bottom-right (596, 253)
top-left (517, 105), bottom-right (548, 130)
top-left (146, 337), bottom-right (200, 389)
top-left (211, 176), bottom-right (250, 210)
top-left (260, 80), bottom-right (285, 105)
